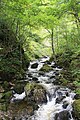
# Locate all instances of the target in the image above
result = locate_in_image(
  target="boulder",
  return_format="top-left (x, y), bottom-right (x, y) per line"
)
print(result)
top-left (32, 77), bottom-right (38, 82)
top-left (72, 99), bottom-right (80, 119)
top-left (74, 94), bottom-right (80, 99)
top-left (39, 64), bottom-right (53, 72)
top-left (55, 110), bottom-right (71, 120)
top-left (14, 82), bottom-right (24, 94)
top-left (31, 63), bottom-right (38, 68)
top-left (56, 96), bottom-right (66, 104)
top-left (0, 101), bottom-right (38, 120)
top-left (62, 101), bottom-right (69, 109)
top-left (24, 83), bottom-right (47, 104)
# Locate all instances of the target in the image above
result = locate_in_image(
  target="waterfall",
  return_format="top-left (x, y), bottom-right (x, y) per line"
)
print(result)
top-left (11, 56), bottom-right (75, 120)
top-left (31, 83), bottom-right (75, 120)
top-left (27, 57), bottom-right (75, 120)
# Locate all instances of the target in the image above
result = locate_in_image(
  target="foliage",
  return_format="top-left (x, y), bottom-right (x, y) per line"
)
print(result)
top-left (0, 20), bottom-right (29, 80)
top-left (0, 0), bottom-right (80, 83)
top-left (73, 99), bottom-right (80, 119)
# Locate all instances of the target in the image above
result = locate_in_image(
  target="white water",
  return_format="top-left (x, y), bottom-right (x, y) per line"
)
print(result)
top-left (27, 57), bottom-right (75, 120)
top-left (11, 91), bottom-right (26, 102)
top-left (31, 83), bottom-right (75, 120)
top-left (28, 56), bottom-right (50, 72)
top-left (11, 56), bottom-right (75, 120)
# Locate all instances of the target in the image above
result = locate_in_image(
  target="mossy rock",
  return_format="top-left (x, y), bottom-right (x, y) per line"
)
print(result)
top-left (0, 103), bottom-right (7, 111)
top-left (8, 101), bottom-right (35, 116)
top-left (0, 91), bottom-right (12, 103)
top-left (24, 83), bottom-right (47, 104)
top-left (14, 82), bottom-right (24, 94)
top-left (73, 99), bottom-right (80, 119)
top-left (0, 101), bottom-right (38, 120)
top-left (75, 88), bottom-right (80, 94)
top-left (40, 64), bottom-right (53, 72)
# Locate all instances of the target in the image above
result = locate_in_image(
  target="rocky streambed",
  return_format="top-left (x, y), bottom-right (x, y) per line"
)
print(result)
top-left (0, 56), bottom-right (80, 120)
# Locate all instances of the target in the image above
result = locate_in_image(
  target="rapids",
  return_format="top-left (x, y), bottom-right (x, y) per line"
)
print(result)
top-left (11, 56), bottom-right (75, 120)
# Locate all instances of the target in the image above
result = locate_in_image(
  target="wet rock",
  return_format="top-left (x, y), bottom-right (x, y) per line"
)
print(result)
top-left (51, 63), bottom-right (57, 68)
top-left (39, 71), bottom-right (44, 76)
top-left (14, 83), bottom-right (24, 94)
top-left (50, 75), bottom-right (55, 79)
top-left (56, 96), bottom-right (66, 104)
top-left (72, 99), bottom-right (80, 119)
top-left (65, 92), bottom-right (69, 97)
top-left (24, 83), bottom-right (47, 104)
top-left (55, 110), bottom-right (71, 120)
top-left (46, 61), bottom-right (51, 65)
top-left (62, 101), bottom-right (69, 109)
top-left (39, 64), bottom-right (53, 72)
top-left (74, 94), bottom-right (80, 99)
top-left (55, 72), bottom-right (59, 76)
top-left (31, 63), bottom-right (38, 68)
top-left (28, 73), bottom-right (33, 78)
top-left (32, 77), bottom-right (38, 82)
top-left (57, 91), bottom-right (63, 96)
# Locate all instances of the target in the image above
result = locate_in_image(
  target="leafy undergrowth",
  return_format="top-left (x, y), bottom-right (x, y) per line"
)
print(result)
top-left (56, 49), bottom-right (80, 94)
top-left (0, 21), bottom-right (29, 81)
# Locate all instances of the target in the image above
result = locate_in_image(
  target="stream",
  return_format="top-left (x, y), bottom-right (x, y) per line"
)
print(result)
top-left (11, 56), bottom-right (75, 120)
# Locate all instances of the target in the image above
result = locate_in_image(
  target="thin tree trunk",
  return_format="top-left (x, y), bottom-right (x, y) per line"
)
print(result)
top-left (51, 28), bottom-right (56, 63)
top-left (56, 27), bottom-right (59, 53)
top-left (51, 28), bottom-right (54, 55)
top-left (19, 25), bottom-right (23, 69)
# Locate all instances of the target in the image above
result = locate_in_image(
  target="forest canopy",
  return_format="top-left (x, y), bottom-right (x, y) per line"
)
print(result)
top-left (0, 0), bottom-right (80, 80)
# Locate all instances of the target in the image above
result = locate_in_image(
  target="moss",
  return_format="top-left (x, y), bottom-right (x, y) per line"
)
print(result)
top-left (40, 64), bottom-right (53, 72)
top-left (0, 91), bottom-right (12, 103)
top-left (24, 83), bottom-right (47, 104)
top-left (24, 83), bottom-right (44, 94)
top-left (75, 88), bottom-right (80, 94)
top-left (14, 82), bottom-right (24, 94)
top-left (0, 103), bottom-right (7, 111)
top-left (73, 99), bottom-right (80, 119)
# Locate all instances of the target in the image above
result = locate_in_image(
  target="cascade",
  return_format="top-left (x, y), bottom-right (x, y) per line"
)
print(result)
top-left (11, 56), bottom-right (75, 120)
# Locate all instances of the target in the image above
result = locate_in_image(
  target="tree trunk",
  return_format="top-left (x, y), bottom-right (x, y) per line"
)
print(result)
top-left (51, 28), bottom-right (56, 63)
top-left (56, 27), bottom-right (59, 53)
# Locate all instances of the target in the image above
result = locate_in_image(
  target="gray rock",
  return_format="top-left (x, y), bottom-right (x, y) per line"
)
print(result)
top-left (31, 63), bottom-right (38, 68)
top-left (24, 83), bottom-right (47, 104)
top-left (62, 101), bottom-right (69, 109)
top-left (56, 96), bottom-right (66, 104)
top-left (55, 110), bottom-right (71, 120)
